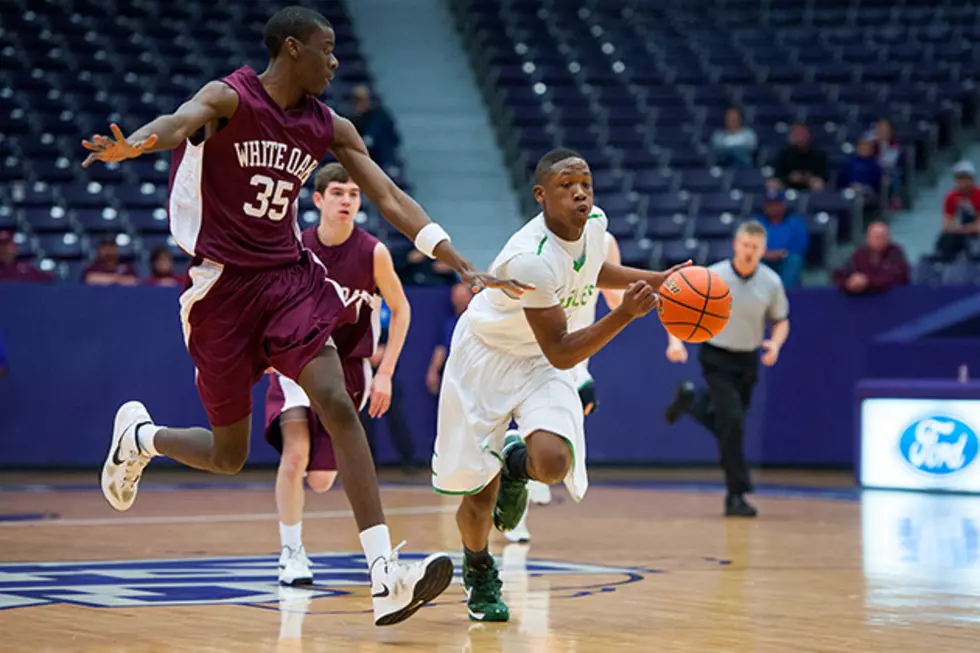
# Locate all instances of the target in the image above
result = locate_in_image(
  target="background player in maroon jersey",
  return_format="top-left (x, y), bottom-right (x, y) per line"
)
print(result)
top-left (265, 162), bottom-right (412, 586)
top-left (80, 6), bottom-right (529, 626)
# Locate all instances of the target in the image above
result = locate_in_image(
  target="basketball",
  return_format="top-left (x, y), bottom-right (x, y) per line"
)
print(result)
top-left (657, 266), bottom-right (732, 343)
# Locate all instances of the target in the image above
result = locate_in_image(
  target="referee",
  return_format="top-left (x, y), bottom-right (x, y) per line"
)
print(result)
top-left (663, 220), bottom-right (790, 517)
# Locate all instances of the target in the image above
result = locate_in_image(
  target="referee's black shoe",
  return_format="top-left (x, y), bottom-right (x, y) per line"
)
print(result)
top-left (725, 494), bottom-right (758, 518)
top-left (664, 381), bottom-right (696, 424)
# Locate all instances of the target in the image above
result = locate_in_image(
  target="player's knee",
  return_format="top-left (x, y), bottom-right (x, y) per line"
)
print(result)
top-left (308, 380), bottom-right (357, 430)
top-left (530, 439), bottom-right (572, 485)
top-left (211, 446), bottom-right (248, 475)
top-left (308, 471), bottom-right (337, 493)
top-left (279, 447), bottom-right (309, 480)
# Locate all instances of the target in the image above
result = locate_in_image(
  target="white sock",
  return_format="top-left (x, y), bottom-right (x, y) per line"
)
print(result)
top-left (359, 524), bottom-right (392, 570)
top-left (136, 424), bottom-right (162, 457)
top-left (280, 521), bottom-right (303, 551)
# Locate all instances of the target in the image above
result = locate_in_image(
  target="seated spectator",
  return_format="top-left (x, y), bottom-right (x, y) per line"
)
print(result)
top-left (144, 246), bottom-right (184, 287)
top-left (837, 135), bottom-right (884, 217)
top-left (711, 107), bottom-right (758, 169)
top-left (770, 123), bottom-right (829, 192)
top-left (0, 230), bottom-right (53, 283)
top-left (870, 118), bottom-right (902, 209)
top-left (426, 282), bottom-right (473, 395)
top-left (935, 160), bottom-right (980, 262)
top-left (834, 221), bottom-right (909, 294)
top-left (757, 190), bottom-right (808, 287)
top-left (351, 85), bottom-right (400, 171)
top-left (82, 237), bottom-right (138, 286)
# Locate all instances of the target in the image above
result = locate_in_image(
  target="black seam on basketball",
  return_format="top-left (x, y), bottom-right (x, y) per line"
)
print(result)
top-left (658, 292), bottom-right (730, 319)
top-left (677, 270), bottom-right (710, 299)
top-left (677, 270), bottom-right (729, 300)
top-left (661, 322), bottom-right (715, 340)
top-left (688, 271), bottom-right (712, 340)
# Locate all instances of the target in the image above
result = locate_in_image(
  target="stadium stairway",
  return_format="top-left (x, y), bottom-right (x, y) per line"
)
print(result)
top-left (345, 0), bottom-right (523, 269)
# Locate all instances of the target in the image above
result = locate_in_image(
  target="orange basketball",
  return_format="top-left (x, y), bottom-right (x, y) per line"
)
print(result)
top-left (656, 266), bottom-right (731, 343)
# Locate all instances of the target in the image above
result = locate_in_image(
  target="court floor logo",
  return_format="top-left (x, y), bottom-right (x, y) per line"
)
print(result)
top-left (0, 552), bottom-right (647, 611)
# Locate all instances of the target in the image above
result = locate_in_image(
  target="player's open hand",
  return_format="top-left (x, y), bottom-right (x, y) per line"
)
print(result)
top-left (368, 372), bottom-right (393, 418)
top-left (620, 281), bottom-right (659, 318)
top-left (646, 260), bottom-right (693, 290)
top-left (81, 123), bottom-right (158, 168)
top-left (461, 271), bottom-right (536, 296)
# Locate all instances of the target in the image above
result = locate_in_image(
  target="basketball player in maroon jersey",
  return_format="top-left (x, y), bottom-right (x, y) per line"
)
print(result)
top-left (79, 6), bottom-right (529, 626)
top-left (265, 162), bottom-right (410, 586)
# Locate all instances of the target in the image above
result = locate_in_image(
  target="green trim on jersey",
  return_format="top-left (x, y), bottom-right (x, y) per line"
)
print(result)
top-left (536, 236), bottom-right (548, 255)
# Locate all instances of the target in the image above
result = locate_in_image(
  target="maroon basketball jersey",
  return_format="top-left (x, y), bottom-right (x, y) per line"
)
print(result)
top-left (168, 67), bottom-right (334, 268)
top-left (302, 225), bottom-right (380, 359)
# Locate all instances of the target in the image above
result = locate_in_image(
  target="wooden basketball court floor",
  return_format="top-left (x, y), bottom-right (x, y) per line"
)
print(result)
top-left (1, 469), bottom-right (979, 652)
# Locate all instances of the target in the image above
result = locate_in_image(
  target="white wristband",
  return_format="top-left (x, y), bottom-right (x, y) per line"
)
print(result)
top-left (414, 222), bottom-right (451, 259)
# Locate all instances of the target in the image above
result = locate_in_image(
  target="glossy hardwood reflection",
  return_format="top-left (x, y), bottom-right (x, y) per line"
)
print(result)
top-left (1, 473), bottom-right (979, 652)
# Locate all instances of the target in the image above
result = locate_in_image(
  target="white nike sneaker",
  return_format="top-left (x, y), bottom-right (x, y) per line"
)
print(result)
top-left (370, 542), bottom-right (455, 626)
top-left (504, 497), bottom-right (531, 544)
top-left (279, 546), bottom-right (314, 586)
top-left (527, 480), bottom-right (552, 505)
top-left (101, 401), bottom-right (154, 511)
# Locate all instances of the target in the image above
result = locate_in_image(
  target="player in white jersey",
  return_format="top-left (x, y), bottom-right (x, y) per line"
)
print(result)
top-left (433, 148), bottom-right (687, 622)
top-left (505, 231), bottom-right (624, 543)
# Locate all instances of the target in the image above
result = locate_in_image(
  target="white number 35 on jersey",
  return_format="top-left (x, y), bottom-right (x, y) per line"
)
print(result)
top-left (243, 174), bottom-right (295, 221)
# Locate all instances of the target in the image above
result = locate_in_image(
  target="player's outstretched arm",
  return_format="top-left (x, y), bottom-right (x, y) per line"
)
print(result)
top-left (526, 281), bottom-right (659, 370)
top-left (81, 81), bottom-right (239, 167)
top-left (597, 259), bottom-right (692, 292)
top-left (330, 115), bottom-right (533, 295)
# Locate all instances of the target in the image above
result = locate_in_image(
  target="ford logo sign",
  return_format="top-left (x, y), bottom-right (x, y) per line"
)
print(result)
top-left (899, 416), bottom-right (979, 475)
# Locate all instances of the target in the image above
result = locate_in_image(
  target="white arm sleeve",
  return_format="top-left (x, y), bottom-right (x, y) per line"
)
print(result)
top-left (505, 253), bottom-right (560, 309)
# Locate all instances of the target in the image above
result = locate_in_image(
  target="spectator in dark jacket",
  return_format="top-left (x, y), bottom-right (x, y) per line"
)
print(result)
top-left (771, 123), bottom-right (829, 192)
top-left (838, 137), bottom-right (884, 193)
top-left (834, 222), bottom-right (909, 294)
top-left (350, 85), bottom-right (400, 171)
top-left (838, 136), bottom-right (885, 218)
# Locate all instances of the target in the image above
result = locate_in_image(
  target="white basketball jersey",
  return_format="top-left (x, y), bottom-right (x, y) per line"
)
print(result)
top-left (465, 206), bottom-right (609, 358)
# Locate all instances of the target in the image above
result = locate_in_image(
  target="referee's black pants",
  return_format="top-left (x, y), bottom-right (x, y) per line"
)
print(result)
top-left (689, 343), bottom-right (758, 495)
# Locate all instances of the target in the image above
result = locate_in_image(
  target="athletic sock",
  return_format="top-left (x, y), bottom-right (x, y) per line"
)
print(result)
top-left (359, 524), bottom-right (392, 570)
top-left (136, 424), bottom-right (162, 457)
top-left (504, 442), bottom-right (530, 482)
top-left (464, 545), bottom-right (492, 570)
top-left (280, 521), bottom-right (303, 551)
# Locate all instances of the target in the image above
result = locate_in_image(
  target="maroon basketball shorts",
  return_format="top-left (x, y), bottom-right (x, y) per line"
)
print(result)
top-left (264, 357), bottom-right (372, 471)
top-left (179, 251), bottom-right (356, 428)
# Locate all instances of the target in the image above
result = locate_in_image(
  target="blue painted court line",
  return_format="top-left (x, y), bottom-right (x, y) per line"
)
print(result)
top-left (0, 513), bottom-right (58, 522)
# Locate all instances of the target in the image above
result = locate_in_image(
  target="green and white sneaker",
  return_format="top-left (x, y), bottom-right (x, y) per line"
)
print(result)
top-left (494, 433), bottom-right (529, 532)
top-left (463, 556), bottom-right (509, 622)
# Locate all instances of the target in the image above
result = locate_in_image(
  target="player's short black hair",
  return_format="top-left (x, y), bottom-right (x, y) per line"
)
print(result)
top-left (264, 6), bottom-right (333, 58)
top-left (534, 148), bottom-right (586, 184)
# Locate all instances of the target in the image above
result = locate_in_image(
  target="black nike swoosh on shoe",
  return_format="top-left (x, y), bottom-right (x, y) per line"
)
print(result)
top-left (372, 584), bottom-right (390, 598)
top-left (111, 441), bottom-right (126, 466)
